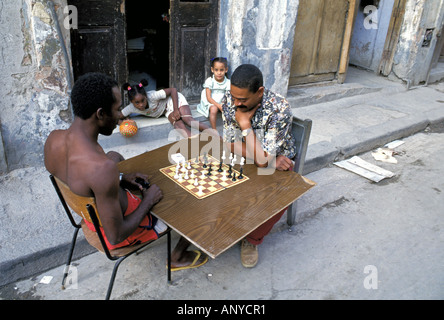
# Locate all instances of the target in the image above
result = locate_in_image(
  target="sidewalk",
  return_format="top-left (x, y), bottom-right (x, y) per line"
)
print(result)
top-left (1, 67), bottom-right (444, 288)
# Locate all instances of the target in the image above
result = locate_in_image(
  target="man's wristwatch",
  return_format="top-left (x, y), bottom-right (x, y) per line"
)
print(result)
top-left (242, 127), bottom-right (253, 137)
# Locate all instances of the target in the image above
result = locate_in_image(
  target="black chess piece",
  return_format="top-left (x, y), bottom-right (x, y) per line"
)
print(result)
top-left (238, 167), bottom-right (244, 179)
top-left (218, 162), bottom-right (223, 172)
top-left (232, 172), bottom-right (237, 181)
top-left (228, 164), bottom-right (232, 174)
top-left (207, 164), bottom-right (212, 176)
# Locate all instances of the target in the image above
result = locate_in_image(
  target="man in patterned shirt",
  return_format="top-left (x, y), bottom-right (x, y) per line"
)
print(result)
top-left (221, 64), bottom-right (297, 268)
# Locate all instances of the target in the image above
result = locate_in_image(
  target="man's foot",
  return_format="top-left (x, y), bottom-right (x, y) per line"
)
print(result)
top-left (241, 239), bottom-right (258, 268)
top-left (170, 250), bottom-right (208, 271)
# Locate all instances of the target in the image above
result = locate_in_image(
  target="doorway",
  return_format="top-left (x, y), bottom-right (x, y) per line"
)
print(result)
top-left (288, 0), bottom-right (351, 85)
top-left (69, 0), bottom-right (219, 100)
top-left (125, 1), bottom-right (170, 90)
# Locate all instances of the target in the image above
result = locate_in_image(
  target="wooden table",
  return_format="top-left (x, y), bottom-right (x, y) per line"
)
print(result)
top-left (118, 133), bottom-right (315, 259)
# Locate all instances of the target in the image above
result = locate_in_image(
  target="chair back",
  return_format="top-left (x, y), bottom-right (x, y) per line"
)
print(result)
top-left (291, 117), bottom-right (312, 175)
top-left (50, 175), bottom-right (102, 227)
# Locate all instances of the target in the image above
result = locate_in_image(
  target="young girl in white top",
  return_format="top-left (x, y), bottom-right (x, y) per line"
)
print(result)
top-left (121, 79), bottom-right (210, 137)
top-left (197, 57), bottom-right (230, 130)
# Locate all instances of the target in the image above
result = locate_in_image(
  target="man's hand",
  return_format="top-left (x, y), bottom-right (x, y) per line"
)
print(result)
top-left (235, 103), bottom-right (261, 129)
top-left (121, 173), bottom-right (150, 190)
top-left (142, 184), bottom-right (163, 207)
top-left (275, 155), bottom-right (294, 171)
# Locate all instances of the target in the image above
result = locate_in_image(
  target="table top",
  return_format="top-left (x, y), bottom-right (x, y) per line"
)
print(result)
top-left (118, 133), bottom-right (316, 258)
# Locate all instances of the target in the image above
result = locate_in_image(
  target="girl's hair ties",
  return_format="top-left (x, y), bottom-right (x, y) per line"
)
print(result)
top-left (127, 86), bottom-right (132, 91)
top-left (139, 83), bottom-right (143, 88)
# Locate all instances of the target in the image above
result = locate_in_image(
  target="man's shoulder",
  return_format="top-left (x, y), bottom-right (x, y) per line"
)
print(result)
top-left (262, 89), bottom-right (291, 116)
top-left (263, 89), bottom-right (289, 105)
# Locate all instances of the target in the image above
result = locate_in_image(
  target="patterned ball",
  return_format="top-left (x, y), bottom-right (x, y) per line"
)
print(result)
top-left (119, 120), bottom-right (138, 137)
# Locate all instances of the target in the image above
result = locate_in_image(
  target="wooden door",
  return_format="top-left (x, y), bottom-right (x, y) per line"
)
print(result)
top-left (169, 0), bottom-right (219, 100)
top-left (289, 0), bottom-right (350, 85)
top-left (69, 0), bottom-right (127, 87)
top-left (378, 0), bottom-right (407, 76)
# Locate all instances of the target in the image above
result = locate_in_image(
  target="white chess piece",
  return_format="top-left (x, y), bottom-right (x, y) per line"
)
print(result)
top-left (187, 162), bottom-right (191, 170)
top-left (178, 174), bottom-right (183, 183)
top-left (198, 185), bottom-right (203, 195)
top-left (222, 150), bottom-right (226, 160)
top-left (229, 153), bottom-right (233, 160)
top-left (174, 168), bottom-right (179, 179)
top-left (194, 178), bottom-right (199, 186)
top-left (222, 170), bottom-right (227, 180)
top-left (190, 171), bottom-right (195, 179)
top-left (184, 170), bottom-right (189, 180)
top-left (240, 157), bottom-right (245, 166)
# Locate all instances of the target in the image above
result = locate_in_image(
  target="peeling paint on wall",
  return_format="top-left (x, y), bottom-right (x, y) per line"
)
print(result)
top-left (220, 0), bottom-right (299, 96)
top-left (0, 0), bottom-right (71, 173)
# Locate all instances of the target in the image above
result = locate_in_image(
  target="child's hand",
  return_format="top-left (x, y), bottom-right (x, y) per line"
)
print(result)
top-left (171, 109), bottom-right (181, 121)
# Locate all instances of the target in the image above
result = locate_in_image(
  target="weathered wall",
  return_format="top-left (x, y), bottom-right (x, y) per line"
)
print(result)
top-left (218, 0), bottom-right (300, 96)
top-left (391, 0), bottom-right (444, 87)
top-left (0, 0), bottom-right (72, 173)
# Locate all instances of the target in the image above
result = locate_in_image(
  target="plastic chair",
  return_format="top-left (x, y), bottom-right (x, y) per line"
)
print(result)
top-left (49, 175), bottom-right (171, 300)
top-left (287, 117), bottom-right (312, 227)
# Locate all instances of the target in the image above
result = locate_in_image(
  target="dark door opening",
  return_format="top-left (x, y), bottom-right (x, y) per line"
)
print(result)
top-left (125, 1), bottom-right (170, 90)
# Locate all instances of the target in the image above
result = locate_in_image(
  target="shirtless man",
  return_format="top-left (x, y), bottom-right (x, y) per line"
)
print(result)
top-left (44, 72), bottom-right (207, 270)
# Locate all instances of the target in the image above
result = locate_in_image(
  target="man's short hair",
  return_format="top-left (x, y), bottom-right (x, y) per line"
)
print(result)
top-left (231, 64), bottom-right (263, 93)
top-left (71, 73), bottom-right (118, 120)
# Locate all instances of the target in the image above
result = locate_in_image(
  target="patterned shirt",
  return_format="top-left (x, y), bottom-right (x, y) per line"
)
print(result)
top-left (221, 88), bottom-right (297, 159)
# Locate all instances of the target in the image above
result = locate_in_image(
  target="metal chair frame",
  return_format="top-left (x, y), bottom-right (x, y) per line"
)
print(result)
top-left (287, 117), bottom-right (312, 227)
top-left (50, 175), bottom-right (171, 300)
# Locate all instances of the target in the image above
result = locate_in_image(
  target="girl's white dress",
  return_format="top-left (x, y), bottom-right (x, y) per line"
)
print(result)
top-left (197, 76), bottom-right (230, 117)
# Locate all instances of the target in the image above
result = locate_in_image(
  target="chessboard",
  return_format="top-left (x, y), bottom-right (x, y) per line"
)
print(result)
top-left (159, 154), bottom-right (249, 199)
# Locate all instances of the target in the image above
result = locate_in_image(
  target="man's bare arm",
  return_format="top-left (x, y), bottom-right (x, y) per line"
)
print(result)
top-left (91, 160), bottom-right (162, 245)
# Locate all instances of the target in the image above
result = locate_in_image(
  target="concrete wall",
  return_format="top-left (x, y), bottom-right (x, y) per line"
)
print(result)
top-left (391, 0), bottom-right (444, 87)
top-left (218, 0), bottom-right (300, 97)
top-left (0, 0), bottom-right (72, 173)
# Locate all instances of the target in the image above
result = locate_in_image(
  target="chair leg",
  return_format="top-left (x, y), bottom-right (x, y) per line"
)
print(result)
top-left (105, 256), bottom-right (127, 300)
top-left (167, 231), bottom-right (172, 283)
top-left (62, 227), bottom-right (80, 289)
top-left (287, 203), bottom-right (296, 228)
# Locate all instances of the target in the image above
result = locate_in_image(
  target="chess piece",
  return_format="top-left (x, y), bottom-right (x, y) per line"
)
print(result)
top-left (232, 172), bottom-right (237, 181)
top-left (218, 162), bottom-right (223, 172)
top-left (238, 167), bottom-right (244, 179)
top-left (194, 178), bottom-right (199, 186)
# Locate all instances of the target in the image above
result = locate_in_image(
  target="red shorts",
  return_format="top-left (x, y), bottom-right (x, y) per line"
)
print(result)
top-left (85, 191), bottom-right (158, 250)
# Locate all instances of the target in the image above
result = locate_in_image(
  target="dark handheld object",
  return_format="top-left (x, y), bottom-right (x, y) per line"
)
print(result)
top-left (135, 178), bottom-right (150, 189)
